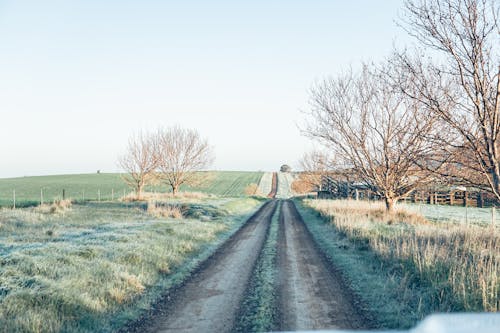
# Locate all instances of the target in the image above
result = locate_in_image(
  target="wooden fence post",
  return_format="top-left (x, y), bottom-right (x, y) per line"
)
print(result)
top-left (13, 189), bottom-right (16, 209)
top-left (98, 189), bottom-right (101, 202)
top-left (62, 189), bottom-right (66, 200)
top-left (478, 192), bottom-right (484, 208)
top-left (111, 189), bottom-right (114, 201)
top-left (40, 189), bottom-right (44, 205)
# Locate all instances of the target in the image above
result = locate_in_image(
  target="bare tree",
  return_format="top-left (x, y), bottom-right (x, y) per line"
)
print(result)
top-left (295, 151), bottom-right (330, 192)
top-left (397, 0), bottom-right (500, 199)
top-left (156, 126), bottom-right (215, 195)
top-left (118, 132), bottom-right (159, 199)
top-left (306, 64), bottom-right (445, 212)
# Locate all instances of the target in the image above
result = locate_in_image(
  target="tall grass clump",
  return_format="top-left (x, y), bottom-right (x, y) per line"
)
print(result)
top-left (305, 199), bottom-right (499, 315)
top-left (146, 201), bottom-right (184, 219)
top-left (35, 199), bottom-right (73, 214)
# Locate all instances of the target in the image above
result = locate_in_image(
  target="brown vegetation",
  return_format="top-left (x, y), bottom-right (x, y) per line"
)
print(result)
top-left (244, 183), bottom-right (260, 196)
top-left (35, 199), bottom-right (73, 214)
top-left (146, 201), bottom-right (183, 219)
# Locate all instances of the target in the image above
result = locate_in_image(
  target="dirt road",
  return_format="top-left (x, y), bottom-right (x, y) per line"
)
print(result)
top-left (140, 200), bottom-right (278, 333)
top-left (136, 199), bottom-right (371, 332)
top-left (267, 172), bottom-right (277, 198)
top-left (277, 200), bottom-right (369, 330)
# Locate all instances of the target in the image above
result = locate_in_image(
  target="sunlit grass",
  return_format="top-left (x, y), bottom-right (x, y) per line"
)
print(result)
top-left (305, 199), bottom-right (499, 315)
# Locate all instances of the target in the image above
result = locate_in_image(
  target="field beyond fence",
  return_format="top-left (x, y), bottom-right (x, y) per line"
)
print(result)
top-left (0, 172), bottom-right (264, 207)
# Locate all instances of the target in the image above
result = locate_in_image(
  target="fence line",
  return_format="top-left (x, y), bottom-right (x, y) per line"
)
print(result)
top-left (1, 188), bottom-right (134, 208)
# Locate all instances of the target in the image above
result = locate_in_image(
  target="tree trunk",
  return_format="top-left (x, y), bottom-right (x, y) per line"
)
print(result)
top-left (136, 184), bottom-right (144, 200)
top-left (385, 197), bottom-right (397, 213)
top-left (172, 184), bottom-right (178, 196)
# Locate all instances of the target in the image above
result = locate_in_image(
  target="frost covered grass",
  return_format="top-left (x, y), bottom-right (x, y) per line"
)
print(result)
top-left (403, 202), bottom-right (500, 226)
top-left (235, 201), bottom-right (280, 332)
top-left (0, 198), bottom-right (263, 333)
top-left (303, 199), bottom-right (499, 327)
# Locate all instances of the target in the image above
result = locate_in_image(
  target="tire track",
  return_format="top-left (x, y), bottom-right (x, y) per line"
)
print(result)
top-left (277, 200), bottom-right (371, 330)
top-left (267, 172), bottom-right (278, 198)
top-left (140, 200), bottom-right (278, 333)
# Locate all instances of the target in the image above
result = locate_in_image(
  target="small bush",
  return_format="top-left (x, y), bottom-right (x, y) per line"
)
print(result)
top-left (35, 199), bottom-right (73, 215)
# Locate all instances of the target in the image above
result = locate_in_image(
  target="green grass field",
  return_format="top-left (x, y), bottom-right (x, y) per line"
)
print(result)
top-left (186, 171), bottom-right (263, 197)
top-left (0, 171), bottom-right (263, 207)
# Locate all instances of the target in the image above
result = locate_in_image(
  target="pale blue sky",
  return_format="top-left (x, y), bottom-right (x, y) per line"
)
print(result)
top-left (0, 0), bottom-right (410, 177)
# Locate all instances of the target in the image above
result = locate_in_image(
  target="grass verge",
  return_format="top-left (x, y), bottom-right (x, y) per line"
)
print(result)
top-left (295, 198), bottom-right (499, 329)
top-left (0, 197), bottom-right (264, 333)
top-left (234, 200), bottom-right (281, 332)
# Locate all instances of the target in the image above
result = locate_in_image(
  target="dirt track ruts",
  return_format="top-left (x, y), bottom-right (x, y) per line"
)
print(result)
top-left (135, 197), bottom-right (372, 333)
top-left (141, 200), bottom-right (278, 333)
top-left (277, 200), bottom-right (370, 330)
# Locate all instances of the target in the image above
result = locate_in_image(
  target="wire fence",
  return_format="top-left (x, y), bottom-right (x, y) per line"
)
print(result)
top-left (0, 187), bottom-right (132, 208)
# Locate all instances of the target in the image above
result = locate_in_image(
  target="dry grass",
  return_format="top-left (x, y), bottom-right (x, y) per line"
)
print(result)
top-left (147, 201), bottom-right (183, 219)
top-left (306, 199), bottom-right (500, 313)
top-left (244, 183), bottom-right (261, 196)
top-left (121, 191), bottom-right (209, 202)
top-left (310, 199), bottom-right (428, 225)
top-left (34, 199), bottom-right (73, 214)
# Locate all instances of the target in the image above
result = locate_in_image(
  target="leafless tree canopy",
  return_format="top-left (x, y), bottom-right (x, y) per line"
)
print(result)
top-left (297, 151), bottom-right (331, 192)
top-left (156, 126), bottom-right (215, 195)
top-left (306, 64), bottom-right (445, 211)
top-left (118, 132), bottom-right (158, 199)
top-left (397, 0), bottom-right (500, 198)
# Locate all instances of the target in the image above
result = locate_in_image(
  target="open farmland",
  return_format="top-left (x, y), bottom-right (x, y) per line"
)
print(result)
top-left (182, 171), bottom-right (263, 197)
top-left (0, 171), bottom-right (264, 207)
